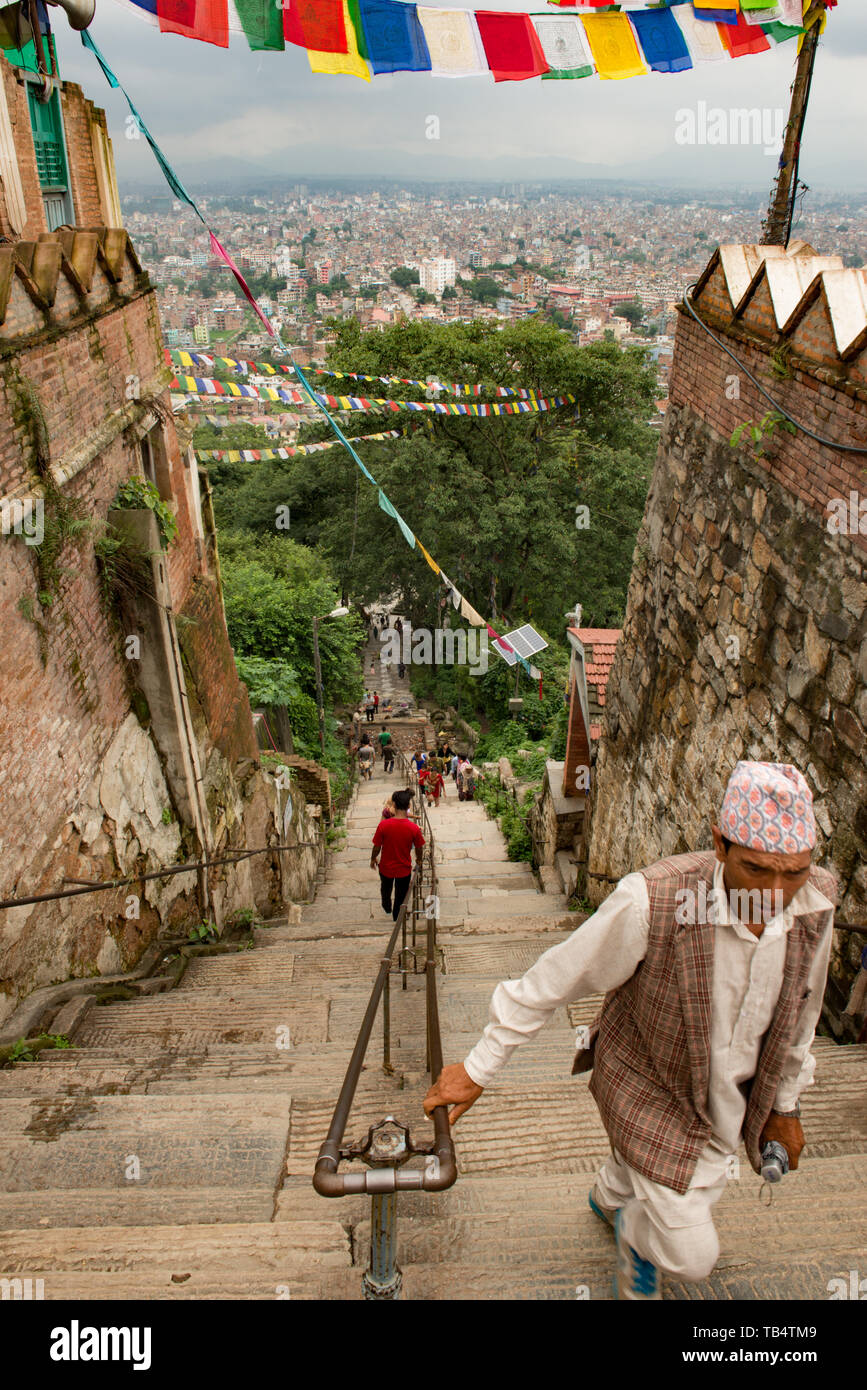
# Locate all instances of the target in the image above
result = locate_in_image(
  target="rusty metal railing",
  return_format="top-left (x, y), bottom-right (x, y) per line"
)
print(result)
top-left (312, 746), bottom-right (456, 1298)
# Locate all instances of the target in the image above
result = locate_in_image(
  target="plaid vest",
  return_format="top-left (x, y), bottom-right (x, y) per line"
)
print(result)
top-left (580, 851), bottom-right (835, 1194)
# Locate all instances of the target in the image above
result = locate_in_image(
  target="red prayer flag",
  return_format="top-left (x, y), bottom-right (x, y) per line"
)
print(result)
top-left (717, 14), bottom-right (771, 57)
top-left (475, 11), bottom-right (549, 82)
top-left (157, 0), bottom-right (229, 47)
top-left (283, 0), bottom-right (349, 53)
top-left (208, 233), bottom-right (275, 334)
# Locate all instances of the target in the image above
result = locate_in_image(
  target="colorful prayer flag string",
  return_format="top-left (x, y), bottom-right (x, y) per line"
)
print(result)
top-left (106, 0), bottom-right (810, 80)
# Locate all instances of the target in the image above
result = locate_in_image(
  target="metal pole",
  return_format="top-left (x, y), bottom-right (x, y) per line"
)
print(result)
top-left (362, 1192), bottom-right (402, 1300)
top-left (762, 5), bottom-right (824, 247)
top-left (312, 615), bottom-right (326, 759)
top-left (382, 966), bottom-right (391, 1073)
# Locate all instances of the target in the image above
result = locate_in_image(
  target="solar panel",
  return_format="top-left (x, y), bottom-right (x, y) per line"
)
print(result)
top-left (492, 624), bottom-right (548, 666)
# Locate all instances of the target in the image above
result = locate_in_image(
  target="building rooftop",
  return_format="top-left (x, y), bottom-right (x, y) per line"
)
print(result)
top-left (568, 627), bottom-right (621, 711)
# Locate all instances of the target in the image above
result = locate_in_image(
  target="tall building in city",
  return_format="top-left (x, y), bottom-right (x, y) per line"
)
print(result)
top-left (419, 257), bottom-right (456, 296)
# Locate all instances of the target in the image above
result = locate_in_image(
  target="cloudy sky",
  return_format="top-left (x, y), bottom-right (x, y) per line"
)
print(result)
top-left (53, 3), bottom-right (867, 193)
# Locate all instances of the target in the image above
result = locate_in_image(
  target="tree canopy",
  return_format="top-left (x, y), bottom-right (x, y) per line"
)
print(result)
top-left (222, 317), bottom-right (659, 633)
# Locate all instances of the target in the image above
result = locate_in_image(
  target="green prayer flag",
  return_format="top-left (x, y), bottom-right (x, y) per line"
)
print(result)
top-left (542, 63), bottom-right (594, 81)
top-left (234, 0), bottom-right (285, 51)
top-left (761, 22), bottom-right (804, 44)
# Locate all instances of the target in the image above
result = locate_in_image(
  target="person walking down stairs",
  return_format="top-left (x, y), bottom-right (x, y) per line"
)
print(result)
top-left (357, 734), bottom-right (375, 781)
top-left (378, 722), bottom-right (395, 774)
top-left (370, 787), bottom-right (425, 921)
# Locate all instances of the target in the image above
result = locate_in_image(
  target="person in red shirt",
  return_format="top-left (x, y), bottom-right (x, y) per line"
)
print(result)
top-left (425, 768), bottom-right (445, 808)
top-left (370, 788), bottom-right (425, 920)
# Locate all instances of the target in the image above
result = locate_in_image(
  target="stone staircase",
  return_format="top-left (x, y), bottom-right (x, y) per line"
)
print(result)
top-left (1, 765), bottom-right (865, 1300)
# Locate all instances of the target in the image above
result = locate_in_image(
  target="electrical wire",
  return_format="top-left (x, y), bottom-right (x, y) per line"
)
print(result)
top-left (681, 287), bottom-right (867, 456)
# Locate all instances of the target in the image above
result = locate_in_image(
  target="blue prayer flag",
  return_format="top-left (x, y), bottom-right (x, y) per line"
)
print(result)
top-left (356, 0), bottom-right (431, 74)
top-left (630, 9), bottom-right (693, 73)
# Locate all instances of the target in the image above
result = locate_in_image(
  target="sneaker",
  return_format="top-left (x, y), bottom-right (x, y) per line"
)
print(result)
top-left (588, 1185), bottom-right (618, 1230)
top-left (613, 1209), bottom-right (662, 1301)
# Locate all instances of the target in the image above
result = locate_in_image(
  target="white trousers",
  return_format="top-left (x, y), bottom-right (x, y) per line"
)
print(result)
top-left (595, 1147), bottom-right (729, 1282)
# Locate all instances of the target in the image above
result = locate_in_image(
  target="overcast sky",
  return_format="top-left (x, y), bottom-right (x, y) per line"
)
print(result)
top-left (53, 4), bottom-right (867, 194)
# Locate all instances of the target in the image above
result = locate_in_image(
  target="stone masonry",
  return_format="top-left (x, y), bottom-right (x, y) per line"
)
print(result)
top-left (587, 242), bottom-right (867, 1035)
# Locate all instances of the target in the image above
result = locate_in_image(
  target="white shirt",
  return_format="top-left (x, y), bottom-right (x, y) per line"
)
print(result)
top-left (463, 860), bottom-right (834, 1159)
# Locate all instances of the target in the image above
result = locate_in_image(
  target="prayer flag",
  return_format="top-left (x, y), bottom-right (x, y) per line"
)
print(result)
top-left (210, 234), bottom-right (274, 333)
top-left (377, 490), bottom-right (416, 548)
top-left (673, 3), bottom-right (730, 61)
top-left (580, 13), bottom-right (648, 80)
top-left (692, 0), bottom-right (740, 19)
top-left (305, 0), bottom-right (370, 77)
top-left (532, 14), bottom-right (594, 81)
top-left (283, 0), bottom-right (348, 51)
top-left (233, 0), bottom-right (284, 50)
top-left (716, 11), bottom-right (771, 55)
top-left (356, 0), bottom-right (431, 73)
top-left (156, 0), bottom-right (229, 47)
top-left (761, 19), bottom-right (803, 43)
top-left (416, 539), bottom-right (440, 575)
top-left (417, 6), bottom-right (487, 76)
top-left (749, 0), bottom-right (803, 22)
top-left (459, 596), bottom-right (485, 626)
top-left (81, 30), bottom-right (205, 218)
top-left (629, 8), bottom-right (692, 73)
top-left (474, 11), bottom-right (549, 82)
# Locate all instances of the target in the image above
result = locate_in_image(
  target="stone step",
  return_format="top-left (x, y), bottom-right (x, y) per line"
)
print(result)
top-left (72, 994), bottom-right (330, 1048)
top-left (0, 1093), bottom-right (291, 1193)
top-left (0, 1220), bottom-right (351, 1298)
top-left (0, 1188), bottom-right (272, 1230)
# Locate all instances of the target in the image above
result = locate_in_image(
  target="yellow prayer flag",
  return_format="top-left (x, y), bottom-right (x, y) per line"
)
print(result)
top-left (416, 540), bottom-right (440, 576)
top-left (307, 1), bottom-right (371, 81)
top-left (581, 13), bottom-right (648, 80)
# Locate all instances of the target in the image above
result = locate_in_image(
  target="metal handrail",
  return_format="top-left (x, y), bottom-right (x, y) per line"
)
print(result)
top-left (312, 745), bottom-right (455, 1200)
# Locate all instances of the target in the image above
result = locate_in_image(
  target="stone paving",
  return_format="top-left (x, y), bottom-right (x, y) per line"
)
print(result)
top-left (0, 761), bottom-right (865, 1300)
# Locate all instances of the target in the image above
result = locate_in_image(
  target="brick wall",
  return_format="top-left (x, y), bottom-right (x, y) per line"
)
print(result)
top-left (276, 756), bottom-right (332, 818)
top-left (671, 313), bottom-right (867, 551)
top-left (60, 83), bottom-right (105, 228)
top-left (178, 574), bottom-right (258, 767)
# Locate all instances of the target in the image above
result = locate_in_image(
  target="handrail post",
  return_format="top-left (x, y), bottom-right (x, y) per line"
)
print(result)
top-left (363, 1191), bottom-right (402, 1300)
top-left (383, 965), bottom-right (391, 1073)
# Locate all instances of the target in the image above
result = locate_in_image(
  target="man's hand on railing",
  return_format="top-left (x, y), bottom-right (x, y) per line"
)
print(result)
top-left (423, 1064), bottom-right (484, 1126)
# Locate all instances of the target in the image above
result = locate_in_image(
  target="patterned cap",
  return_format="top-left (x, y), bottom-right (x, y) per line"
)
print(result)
top-left (720, 761), bottom-right (816, 855)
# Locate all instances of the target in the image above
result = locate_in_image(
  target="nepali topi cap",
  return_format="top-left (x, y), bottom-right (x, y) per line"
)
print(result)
top-left (720, 761), bottom-right (816, 855)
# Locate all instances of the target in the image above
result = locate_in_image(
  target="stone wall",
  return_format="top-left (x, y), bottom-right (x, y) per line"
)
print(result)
top-left (586, 243), bottom-right (867, 1034)
top-left (0, 63), bottom-right (316, 1022)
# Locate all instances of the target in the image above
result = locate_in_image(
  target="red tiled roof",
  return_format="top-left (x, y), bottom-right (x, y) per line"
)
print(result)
top-left (568, 627), bottom-right (620, 643)
top-left (569, 627), bottom-right (621, 719)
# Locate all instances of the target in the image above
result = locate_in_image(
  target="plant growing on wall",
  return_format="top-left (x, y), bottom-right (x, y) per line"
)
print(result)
top-left (113, 476), bottom-right (179, 549)
top-left (730, 411), bottom-right (797, 462)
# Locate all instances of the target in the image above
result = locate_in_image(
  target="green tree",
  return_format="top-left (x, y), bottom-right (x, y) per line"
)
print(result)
top-left (390, 266), bottom-right (420, 289)
top-left (618, 299), bottom-right (644, 328)
top-left (467, 276), bottom-right (502, 305)
top-left (220, 533), bottom-right (364, 709)
top-left (442, 285), bottom-right (457, 300)
top-left (276, 318), bottom-right (656, 631)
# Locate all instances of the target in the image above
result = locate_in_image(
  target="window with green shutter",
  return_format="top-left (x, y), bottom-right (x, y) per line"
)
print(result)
top-left (26, 84), bottom-right (67, 192)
